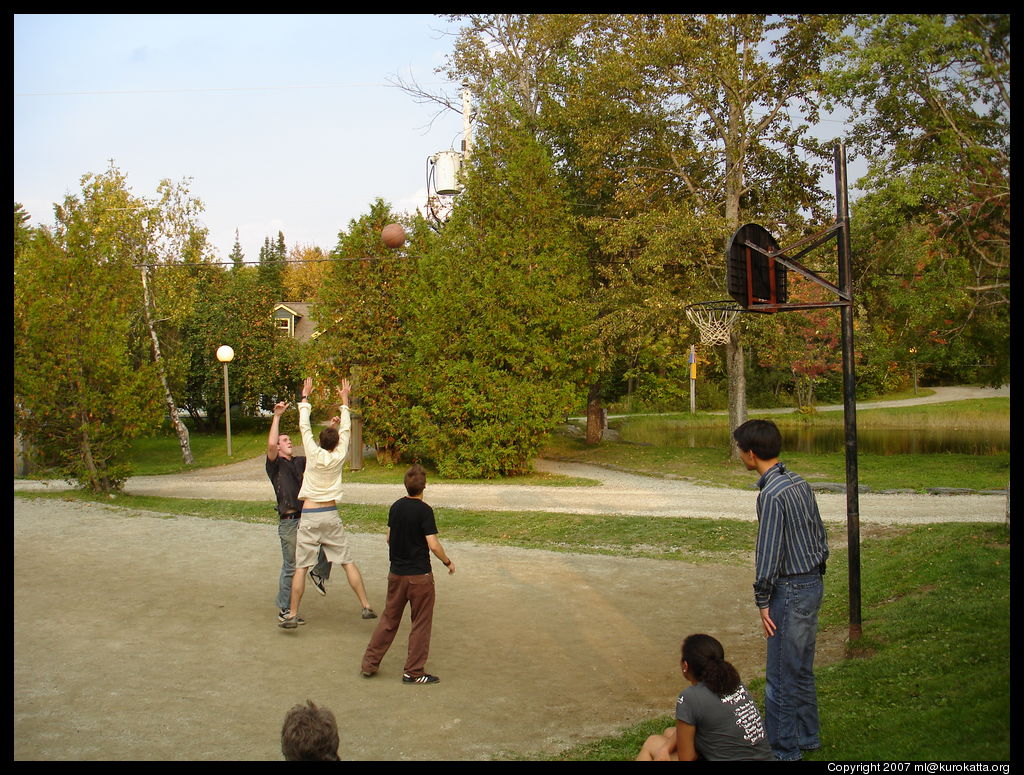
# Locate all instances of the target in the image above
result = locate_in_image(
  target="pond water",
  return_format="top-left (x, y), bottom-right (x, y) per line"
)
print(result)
top-left (614, 421), bottom-right (1010, 456)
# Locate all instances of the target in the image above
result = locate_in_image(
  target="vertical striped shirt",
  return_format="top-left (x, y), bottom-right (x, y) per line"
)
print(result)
top-left (753, 462), bottom-right (829, 608)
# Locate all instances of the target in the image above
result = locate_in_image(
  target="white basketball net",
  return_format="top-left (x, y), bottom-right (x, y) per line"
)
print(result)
top-left (685, 303), bottom-right (740, 346)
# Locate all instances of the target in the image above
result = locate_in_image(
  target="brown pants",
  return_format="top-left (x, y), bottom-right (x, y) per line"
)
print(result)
top-left (361, 572), bottom-right (435, 677)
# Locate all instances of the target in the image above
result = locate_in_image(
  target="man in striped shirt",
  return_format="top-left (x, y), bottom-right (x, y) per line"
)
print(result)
top-left (733, 419), bottom-right (829, 761)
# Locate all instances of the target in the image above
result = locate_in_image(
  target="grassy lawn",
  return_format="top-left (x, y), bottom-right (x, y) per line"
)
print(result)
top-left (546, 522), bottom-right (1011, 762)
top-left (122, 430), bottom-right (600, 486)
top-left (546, 398), bottom-right (1009, 492)
top-left (24, 396), bottom-right (1007, 494)
top-left (16, 490), bottom-right (756, 565)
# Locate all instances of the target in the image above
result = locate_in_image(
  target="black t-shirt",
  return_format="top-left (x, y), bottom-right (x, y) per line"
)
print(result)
top-left (388, 497), bottom-right (438, 575)
top-left (266, 455), bottom-right (306, 516)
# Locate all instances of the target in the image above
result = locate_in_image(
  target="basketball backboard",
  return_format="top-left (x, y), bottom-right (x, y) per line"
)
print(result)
top-left (726, 223), bottom-right (788, 310)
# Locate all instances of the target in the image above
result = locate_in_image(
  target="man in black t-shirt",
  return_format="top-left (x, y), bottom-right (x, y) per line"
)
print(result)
top-left (267, 400), bottom-right (331, 624)
top-left (360, 464), bottom-right (455, 684)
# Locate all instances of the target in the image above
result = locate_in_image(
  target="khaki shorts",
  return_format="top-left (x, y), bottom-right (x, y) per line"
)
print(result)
top-left (294, 506), bottom-right (353, 568)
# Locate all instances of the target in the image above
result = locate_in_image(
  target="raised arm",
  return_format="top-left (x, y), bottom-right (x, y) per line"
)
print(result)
top-left (297, 378), bottom-right (317, 455)
top-left (267, 400), bottom-right (289, 460)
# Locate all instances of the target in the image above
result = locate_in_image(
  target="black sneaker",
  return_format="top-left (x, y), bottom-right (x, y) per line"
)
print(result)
top-left (361, 607), bottom-right (377, 620)
top-left (402, 673), bottom-right (440, 684)
top-left (278, 609), bottom-right (305, 627)
top-left (309, 570), bottom-right (327, 597)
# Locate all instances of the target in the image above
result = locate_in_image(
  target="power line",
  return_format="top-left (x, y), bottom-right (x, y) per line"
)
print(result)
top-left (15, 81), bottom-right (453, 98)
top-left (132, 255), bottom-right (418, 269)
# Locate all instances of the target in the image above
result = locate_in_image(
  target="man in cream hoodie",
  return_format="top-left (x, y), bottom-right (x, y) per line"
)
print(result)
top-left (279, 376), bottom-right (376, 628)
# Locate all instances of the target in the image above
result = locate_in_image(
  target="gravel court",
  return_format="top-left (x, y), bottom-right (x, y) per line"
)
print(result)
top-left (15, 496), bottom-right (765, 761)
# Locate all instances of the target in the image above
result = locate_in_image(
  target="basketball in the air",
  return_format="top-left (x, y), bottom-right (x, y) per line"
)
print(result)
top-left (381, 223), bottom-right (406, 249)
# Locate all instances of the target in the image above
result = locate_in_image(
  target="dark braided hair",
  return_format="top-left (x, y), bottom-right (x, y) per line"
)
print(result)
top-left (682, 634), bottom-right (742, 697)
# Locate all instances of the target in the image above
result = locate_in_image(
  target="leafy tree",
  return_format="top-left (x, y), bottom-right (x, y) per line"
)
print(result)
top-left (851, 193), bottom-right (998, 388)
top-left (425, 14), bottom-right (845, 443)
top-left (753, 275), bottom-right (843, 408)
top-left (629, 13), bottom-right (843, 439)
top-left (140, 176), bottom-right (222, 465)
top-left (828, 14), bottom-right (1010, 385)
top-left (282, 243), bottom-right (329, 301)
top-left (311, 199), bottom-right (420, 465)
top-left (407, 116), bottom-right (591, 477)
top-left (177, 265), bottom-right (300, 429)
top-left (14, 182), bottom-right (163, 491)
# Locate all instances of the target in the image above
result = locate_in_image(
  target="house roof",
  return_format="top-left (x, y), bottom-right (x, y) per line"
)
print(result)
top-left (273, 302), bottom-right (317, 342)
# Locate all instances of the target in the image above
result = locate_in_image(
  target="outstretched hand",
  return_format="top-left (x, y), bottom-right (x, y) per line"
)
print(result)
top-left (302, 377), bottom-right (313, 399)
top-left (273, 400), bottom-right (289, 416)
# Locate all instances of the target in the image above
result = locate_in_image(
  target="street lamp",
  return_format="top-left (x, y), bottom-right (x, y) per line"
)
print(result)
top-left (216, 345), bottom-right (235, 457)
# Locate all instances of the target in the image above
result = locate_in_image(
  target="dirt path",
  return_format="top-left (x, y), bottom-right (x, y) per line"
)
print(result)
top-left (15, 384), bottom-right (1008, 524)
top-left (14, 457), bottom-right (1007, 525)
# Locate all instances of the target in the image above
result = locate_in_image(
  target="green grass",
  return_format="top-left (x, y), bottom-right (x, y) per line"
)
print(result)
top-left (543, 435), bottom-right (1009, 492)
top-left (603, 397), bottom-right (1010, 435)
top-left (773, 397), bottom-right (1010, 429)
top-left (546, 522), bottom-right (1010, 762)
top-left (125, 431), bottom-right (269, 474)
top-left (545, 399), bottom-right (1009, 492)
top-left (28, 397), bottom-right (1006, 493)
top-left (120, 431), bottom-right (600, 486)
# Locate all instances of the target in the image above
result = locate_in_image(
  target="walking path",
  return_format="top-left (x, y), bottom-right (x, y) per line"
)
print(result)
top-left (13, 385), bottom-right (1009, 525)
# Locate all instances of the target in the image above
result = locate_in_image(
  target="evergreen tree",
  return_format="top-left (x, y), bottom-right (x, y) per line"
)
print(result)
top-left (408, 115), bottom-right (590, 477)
top-left (229, 229), bottom-right (245, 268)
top-left (257, 232), bottom-right (286, 297)
top-left (312, 199), bottom-right (420, 465)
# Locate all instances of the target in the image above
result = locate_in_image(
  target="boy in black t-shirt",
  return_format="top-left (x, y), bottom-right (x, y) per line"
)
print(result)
top-left (360, 464), bottom-right (455, 684)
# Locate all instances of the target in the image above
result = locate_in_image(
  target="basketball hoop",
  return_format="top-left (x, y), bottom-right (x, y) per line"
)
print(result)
top-left (685, 300), bottom-right (742, 346)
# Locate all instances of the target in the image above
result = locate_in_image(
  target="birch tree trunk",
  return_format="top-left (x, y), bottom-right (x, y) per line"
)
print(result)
top-left (141, 266), bottom-right (193, 464)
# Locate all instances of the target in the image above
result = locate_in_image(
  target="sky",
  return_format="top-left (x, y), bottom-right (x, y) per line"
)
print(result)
top-left (14, 14), bottom-right (469, 262)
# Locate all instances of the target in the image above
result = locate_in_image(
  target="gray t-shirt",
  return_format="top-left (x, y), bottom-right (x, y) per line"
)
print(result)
top-left (675, 682), bottom-right (775, 761)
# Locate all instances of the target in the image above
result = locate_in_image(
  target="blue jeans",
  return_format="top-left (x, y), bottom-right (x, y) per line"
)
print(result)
top-left (276, 518), bottom-right (331, 610)
top-left (764, 572), bottom-right (823, 760)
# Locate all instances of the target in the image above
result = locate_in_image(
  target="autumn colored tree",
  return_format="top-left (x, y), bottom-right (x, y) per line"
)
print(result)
top-left (753, 275), bottom-right (843, 409)
top-left (282, 243), bottom-right (329, 302)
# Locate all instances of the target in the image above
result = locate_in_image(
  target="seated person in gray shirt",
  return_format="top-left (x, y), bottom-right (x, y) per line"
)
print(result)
top-left (636, 634), bottom-right (775, 761)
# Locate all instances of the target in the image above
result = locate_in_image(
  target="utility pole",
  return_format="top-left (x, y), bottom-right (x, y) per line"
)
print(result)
top-left (462, 80), bottom-right (473, 159)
